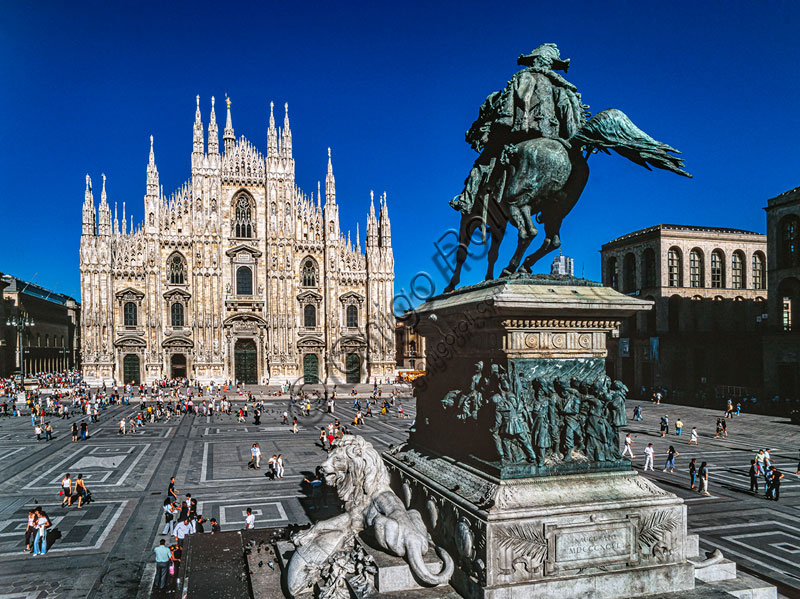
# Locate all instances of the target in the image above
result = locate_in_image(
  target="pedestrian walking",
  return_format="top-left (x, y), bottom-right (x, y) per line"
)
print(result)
top-left (664, 446), bottom-right (679, 473)
top-left (767, 466), bottom-right (784, 501)
top-left (61, 473), bottom-right (72, 507)
top-left (32, 507), bottom-right (50, 556)
top-left (168, 476), bottom-right (178, 501)
top-left (292, 416), bottom-right (298, 434)
top-left (698, 461), bottom-right (710, 495)
top-left (24, 509), bottom-right (35, 553)
top-left (644, 443), bottom-right (655, 471)
top-left (689, 427), bottom-right (698, 445)
top-left (244, 507), bottom-right (255, 530)
top-left (154, 539), bottom-right (173, 590)
top-left (174, 518), bottom-right (191, 548)
top-left (755, 449), bottom-right (766, 477)
top-left (675, 418), bottom-right (683, 436)
top-left (747, 459), bottom-right (759, 493)
top-left (622, 433), bottom-right (635, 458)
top-left (276, 454), bottom-right (284, 478)
top-left (162, 499), bottom-right (177, 535)
top-left (251, 443), bottom-right (261, 470)
top-left (660, 415), bottom-right (668, 437)
top-left (74, 474), bottom-right (88, 508)
top-left (689, 458), bottom-right (697, 489)
top-left (80, 420), bottom-right (88, 440)
top-left (632, 405), bottom-right (642, 421)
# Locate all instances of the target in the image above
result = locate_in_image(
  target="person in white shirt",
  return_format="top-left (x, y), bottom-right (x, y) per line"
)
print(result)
top-left (622, 434), bottom-right (634, 458)
top-left (251, 444), bottom-right (261, 469)
top-left (644, 443), bottom-right (655, 471)
top-left (276, 455), bottom-right (284, 478)
top-left (61, 474), bottom-right (72, 507)
top-left (244, 507), bottom-right (255, 530)
top-left (174, 518), bottom-right (191, 548)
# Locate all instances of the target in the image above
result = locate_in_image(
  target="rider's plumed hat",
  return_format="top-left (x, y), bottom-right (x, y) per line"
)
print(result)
top-left (518, 43), bottom-right (570, 72)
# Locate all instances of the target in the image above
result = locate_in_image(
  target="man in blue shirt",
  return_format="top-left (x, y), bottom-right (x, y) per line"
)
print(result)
top-left (153, 539), bottom-right (172, 589)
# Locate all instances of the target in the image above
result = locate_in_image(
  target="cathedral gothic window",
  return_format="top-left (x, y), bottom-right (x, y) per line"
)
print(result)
top-left (237, 266), bottom-right (253, 296)
top-left (168, 254), bottom-right (186, 285)
top-left (234, 196), bottom-right (254, 238)
top-left (304, 304), bottom-right (317, 328)
top-left (346, 304), bottom-right (358, 328)
top-left (171, 303), bottom-right (184, 328)
top-left (302, 259), bottom-right (318, 287)
top-left (123, 302), bottom-right (137, 326)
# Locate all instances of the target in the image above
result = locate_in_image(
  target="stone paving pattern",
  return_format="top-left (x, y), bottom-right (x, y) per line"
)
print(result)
top-left (0, 388), bottom-right (797, 598)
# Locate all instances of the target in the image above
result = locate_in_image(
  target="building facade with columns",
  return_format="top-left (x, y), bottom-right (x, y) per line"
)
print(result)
top-left (600, 224), bottom-right (767, 400)
top-left (79, 97), bottom-right (395, 386)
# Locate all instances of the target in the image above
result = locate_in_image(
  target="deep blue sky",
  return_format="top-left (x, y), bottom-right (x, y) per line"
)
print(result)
top-left (2, 1), bottom-right (799, 305)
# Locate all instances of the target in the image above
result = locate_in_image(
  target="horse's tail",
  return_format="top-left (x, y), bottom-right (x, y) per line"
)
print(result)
top-left (573, 109), bottom-right (692, 178)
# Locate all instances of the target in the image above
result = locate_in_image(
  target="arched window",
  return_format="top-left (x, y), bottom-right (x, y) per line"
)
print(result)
top-left (346, 305), bottom-right (358, 328)
top-left (752, 252), bottom-right (766, 290)
top-left (711, 250), bottom-right (724, 288)
top-left (302, 259), bottom-right (317, 287)
top-left (668, 247), bottom-right (682, 287)
top-left (607, 257), bottom-right (618, 290)
top-left (643, 248), bottom-right (656, 288)
top-left (168, 254), bottom-right (186, 285)
top-left (236, 266), bottom-right (253, 296)
top-left (780, 215), bottom-right (800, 268)
top-left (123, 302), bottom-right (137, 326)
top-left (234, 196), bottom-right (254, 238)
top-left (623, 253), bottom-right (636, 292)
top-left (689, 249), bottom-right (704, 288)
top-left (171, 303), bottom-right (184, 327)
top-left (304, 304), bottom-right (316, 328)
top-left (731, 251), bottom-right (745, 289)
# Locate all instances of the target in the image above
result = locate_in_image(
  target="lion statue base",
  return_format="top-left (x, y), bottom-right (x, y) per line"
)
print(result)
top-left (286, 435), bottom-right (454, 597)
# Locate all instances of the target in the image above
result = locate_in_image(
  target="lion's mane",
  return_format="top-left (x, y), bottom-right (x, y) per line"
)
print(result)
top-left (325, 435), bottom-right (390, 511)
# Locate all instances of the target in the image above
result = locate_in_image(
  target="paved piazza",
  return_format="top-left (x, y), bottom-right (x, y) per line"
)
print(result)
top-left (0, 392), bottom-right (798, 598)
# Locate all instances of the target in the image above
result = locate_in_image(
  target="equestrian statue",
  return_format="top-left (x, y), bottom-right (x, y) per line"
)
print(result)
top-left (444, 43), bottom-right (691, 293)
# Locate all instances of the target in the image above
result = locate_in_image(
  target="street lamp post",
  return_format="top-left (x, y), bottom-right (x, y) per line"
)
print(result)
top-left (6, 310), bottom-right (34, 377)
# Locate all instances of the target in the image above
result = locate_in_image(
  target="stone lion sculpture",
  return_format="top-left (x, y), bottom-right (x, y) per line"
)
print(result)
top-left (287, 435), bottom-right (454, 596)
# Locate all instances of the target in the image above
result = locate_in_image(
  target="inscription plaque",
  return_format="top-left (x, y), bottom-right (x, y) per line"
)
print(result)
top-left (546, 519), bottom-right (638, 573)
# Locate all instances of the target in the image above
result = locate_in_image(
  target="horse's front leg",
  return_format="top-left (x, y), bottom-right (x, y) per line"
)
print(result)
top-left (444, 214), bottom-right (481, 293)
top-left (521, 217), bottom-right (562, 272)
top-left (485, 221), bottom-right (507, 280)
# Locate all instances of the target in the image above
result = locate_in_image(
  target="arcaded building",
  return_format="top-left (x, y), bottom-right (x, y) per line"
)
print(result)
top-left (79, 97), bottom-right (395, 386)
top-left (764, 185), bottom-right (800, 399)
top-left (600, 224), bottom-right (767, 400)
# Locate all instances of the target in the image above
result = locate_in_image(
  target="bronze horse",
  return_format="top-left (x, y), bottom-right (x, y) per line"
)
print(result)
top-left (444, 109), bottom-right (691, 293)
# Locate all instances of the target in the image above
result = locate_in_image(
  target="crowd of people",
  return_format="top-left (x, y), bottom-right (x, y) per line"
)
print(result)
top-left (625, 400), bottom-right (799, 501)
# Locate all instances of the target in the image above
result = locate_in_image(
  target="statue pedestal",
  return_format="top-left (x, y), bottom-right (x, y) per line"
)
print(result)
top-left (387, 275), bottom-right (694, 598)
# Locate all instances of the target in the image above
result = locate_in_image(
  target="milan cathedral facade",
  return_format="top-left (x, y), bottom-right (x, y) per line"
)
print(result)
top-left (79, 96), bottom-right (395, 386)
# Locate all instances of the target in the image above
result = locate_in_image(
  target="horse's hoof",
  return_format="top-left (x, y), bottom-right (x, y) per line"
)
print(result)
top-left (443, 284), bottom-right (455, 294)
top-left (500, 269), bottom-right (514, 278)
top-left (518, 266), bottom-right (531, 274)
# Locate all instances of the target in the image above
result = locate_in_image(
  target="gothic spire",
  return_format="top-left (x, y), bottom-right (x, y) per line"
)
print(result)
top-left (208, 96), bottom-right (219, 155)
top-left (82, 174), bottom-right (96, 236)
top-left (325, 147), bottom-right (336, 204)
top-left (122, 201), bottom-right (127, 235)
top-left (97, 173), bottom-right (111, 237)
top-left (223, 94), bottom-right (235, 153)
top-left (367, 190), bottom-right (378, 247)
top-left (267, 101), bottom-right (278, 156)
top-left (146, 135), bottom-right (159, 197)
top-left (282, 102), bottom-right (292, 157)
top-left (193, 95), bottom-right (204, 155)
top-left (114, 201), bottom-right (119, 235)
top-left (317, 181), bottom-right (321, 208)
top-left (379, 192), bottom-right (392, 248)
top-left (356, 222), bottom-right (361, 253)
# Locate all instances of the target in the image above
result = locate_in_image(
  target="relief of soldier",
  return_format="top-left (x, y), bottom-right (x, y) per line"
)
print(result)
top-left (440, 360), bottom-right (626, 467)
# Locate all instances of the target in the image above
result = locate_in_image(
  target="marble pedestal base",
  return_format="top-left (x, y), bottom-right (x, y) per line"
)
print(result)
top-left (384, 449), bottom-right (695, 599)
